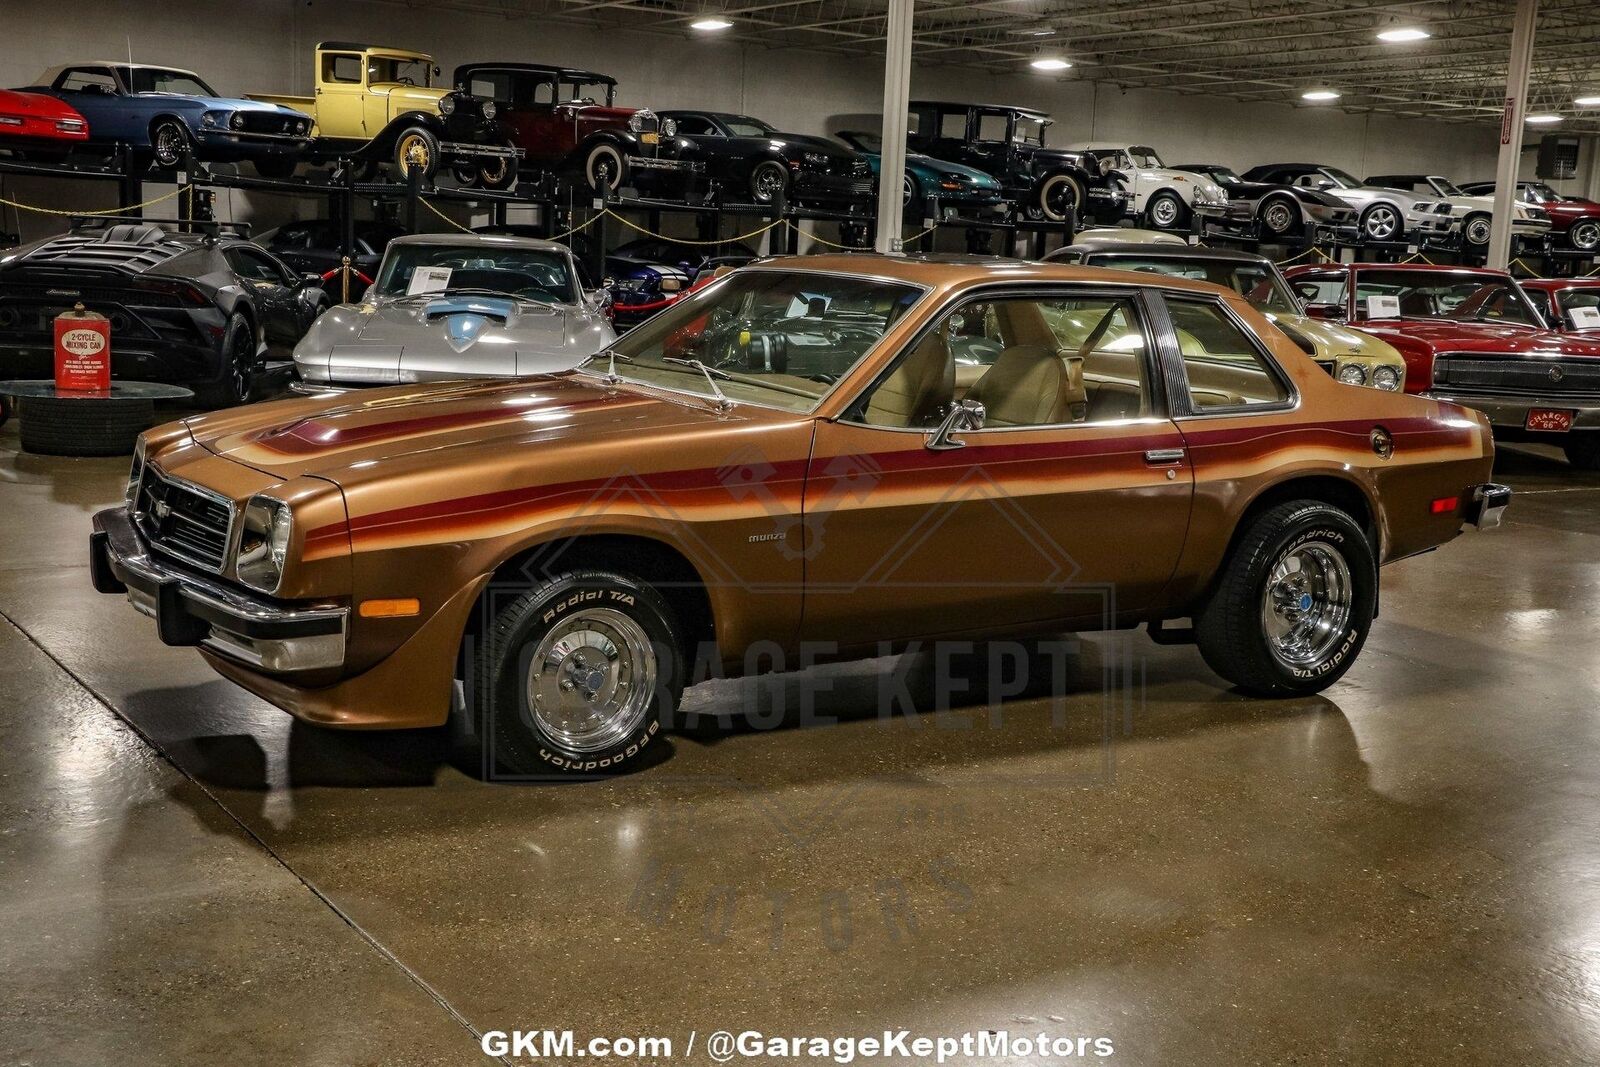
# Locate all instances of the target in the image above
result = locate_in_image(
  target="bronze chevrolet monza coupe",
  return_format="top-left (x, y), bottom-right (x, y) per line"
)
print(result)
top-left (91, 256), bottom-right (1509, 775)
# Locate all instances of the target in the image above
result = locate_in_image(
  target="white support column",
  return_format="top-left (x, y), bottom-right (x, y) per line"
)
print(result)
top-left (1489, 0), bottom-right (1538, 269)
top-left (874, 0), bottom-right (914, 254)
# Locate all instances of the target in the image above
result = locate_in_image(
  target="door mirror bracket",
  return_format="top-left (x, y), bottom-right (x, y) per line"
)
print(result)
top-left (925, 399), bottom-right (985, 450)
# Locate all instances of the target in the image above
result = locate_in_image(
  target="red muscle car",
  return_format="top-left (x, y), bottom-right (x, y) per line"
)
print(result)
top-left (1285, 262), bottom-right (1600, 469)
top-left (0, 87), bottom-right (88, 152)
top-left (1520, 278), bottom-right (1600, 334)
top-left (1459, 181), bottom-right (1600, 252)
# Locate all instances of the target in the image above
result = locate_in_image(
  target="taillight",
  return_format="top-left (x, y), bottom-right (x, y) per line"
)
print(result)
top-left (1430, 496), bottom-right (1459, 515)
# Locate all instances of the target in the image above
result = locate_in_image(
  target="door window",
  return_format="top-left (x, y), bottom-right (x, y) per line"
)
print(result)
top-left (857, 294), bottom-right (1151, 429)
top-left (939, 111), bottom-right (969, 139)
top-left (57, 67), bottom-right (117, 94)
top-left (1165, 298), bottom-right (1290, 411)
top-left (975, 112), bottom-right (1010, 142)
top-left (228, 247), bottom-right (290, 285)
top-left (672, 115), bottom-right (717, 136)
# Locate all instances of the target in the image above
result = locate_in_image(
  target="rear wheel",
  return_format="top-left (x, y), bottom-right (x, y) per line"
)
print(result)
top-left (196, 314), bottom-right (258, 408)
top-left (1564, 435), bottom-right (1600, 470)
top-left (1195, 500), bottom-right (1376, 695)
top-left (463, 569), bottom-right (685, 777)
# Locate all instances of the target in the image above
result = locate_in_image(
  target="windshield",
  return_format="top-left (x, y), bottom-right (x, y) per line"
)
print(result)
top-left (600, 270), bottom-right (925, 413)
top-left (373, 243), bottom-right (577, 303)
top-left (1014, 114), bottom-right (1048, 145)
top-left (1097, 256), bottom-right (1299, 314)
top-left (128, 68), bottom-right (217, 96)
top-left (1351, 270), bottom-right (1542, 327)
top-left (1199, 165), bottom-right (1239, 182)
top-left (1558, 288), bottom-right (1600, 327)
top-left (1430, 177), bottom-right (1464, 197)
top-left (1129, 146), bottom-right (1163, 168)
top-left (724, 116), bottom-right (776, 137)
top-left (1320, 167), bottom-right (1362, 189)
top-left (1525, 182), bottom-right (1560, 202)
top-left (368, 56), bottom-right (432, 87)
top-left (844, 131), bottom-right (882, 153)
top-left (561, 77), bottom-right (612, 104)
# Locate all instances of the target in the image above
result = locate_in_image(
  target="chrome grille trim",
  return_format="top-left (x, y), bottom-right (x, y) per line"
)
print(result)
top-left (1433, 352), bottom-right (1600, 399)
top-left (131, 466), bottom-right (237, 574)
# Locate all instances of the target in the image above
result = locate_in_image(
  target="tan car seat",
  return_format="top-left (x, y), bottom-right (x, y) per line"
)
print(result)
top-left (965, 344), bottom-right (1086, 427)
top-left (865, 330), bottom-right (955, 427)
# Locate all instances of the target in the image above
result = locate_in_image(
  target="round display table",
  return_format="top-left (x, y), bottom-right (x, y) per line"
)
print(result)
top-left (0, 381), bottom-right (194, 457)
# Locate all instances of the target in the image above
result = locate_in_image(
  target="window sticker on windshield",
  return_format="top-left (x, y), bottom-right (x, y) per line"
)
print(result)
top-left (407, 266), bottom-right (453, 295)
top-left (1366, 294), bottom-right (1401, 319)
top-left (1568, 305), bottom-right (1600, 330)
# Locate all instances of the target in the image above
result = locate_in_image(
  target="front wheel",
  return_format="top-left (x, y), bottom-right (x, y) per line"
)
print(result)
top-left (750, 160), bottom-right (790, 204)
top-left (584, 142), bottom-right (628, 194)
top-left (476, 151), bottom-right (516, 191)
top-left (1568, 219), bottom-right (1600, 251)
top-left (1462, 212), bottom-right (1493, 248)
top-left (465, 569), bottom-right (686, 777)
top-left (393, 127), bottom-right (440, 181)
top-left (1360, 203), bottom-right (1402, 242)
top-left (195, 313), bottom-right (258, 408)
top-left (1258, 196), bottom-right (1300, 238)
top-left (150, 119), bottom-right (192, 169)
top-left (1032, 172), bottom-right (1083, 223)
top-left (1145, 190), bottom-right (1188, 230)
top-left (1195, 500), bottom-right (1376, 695)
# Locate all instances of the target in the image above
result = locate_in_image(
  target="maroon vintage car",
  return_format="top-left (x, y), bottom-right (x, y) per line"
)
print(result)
top-left (0, 87), bottom-right (88, 154)
top-left (1520, 278), bottom-right (1600, 334)
top-left (1460, 180), bottom-right (1600, 252)
top-left (1285, 262), bottom-right (1600, 469)
top-left (453, 62), bottom-right (695, 196)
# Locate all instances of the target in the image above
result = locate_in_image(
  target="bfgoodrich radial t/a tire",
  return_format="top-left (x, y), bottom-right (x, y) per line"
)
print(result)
top-left (1196, 500), bottom-right (1376, 696)
top-left (469, 569), bottom-right (685, 777)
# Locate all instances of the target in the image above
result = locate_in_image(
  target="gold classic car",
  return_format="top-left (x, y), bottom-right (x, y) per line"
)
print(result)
top-left (1046, 241), bottom-right (1408, 391)
top-left (91, 256), bottom-right (1507, 777)
top-left (250, 42), bottom-right (520, 184)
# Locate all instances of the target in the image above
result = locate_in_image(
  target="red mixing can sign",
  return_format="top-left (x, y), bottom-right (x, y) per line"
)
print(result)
top-left (54, 303), bottom-right (111, 392)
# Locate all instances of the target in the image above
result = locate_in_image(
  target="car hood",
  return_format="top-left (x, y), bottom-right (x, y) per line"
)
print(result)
top-left (185, 373), bottom-right (746, 484)
top-left (142, 92), bottom-right (307, 116)
top-left (1266, 312), bottom-right (1404, 364)
top-left (1354, 319), bottom-right (1600, 357)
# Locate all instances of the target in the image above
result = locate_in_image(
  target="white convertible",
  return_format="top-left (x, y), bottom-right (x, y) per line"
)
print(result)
top-left (1067, 143), bottom-right (1230, 231)
top-left (291, 233), bottom-right (615, 392)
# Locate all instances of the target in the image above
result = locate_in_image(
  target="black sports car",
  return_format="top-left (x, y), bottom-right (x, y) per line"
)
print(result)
top-left (1173, 162), bottom-right (1359, 241)
top-left (658, 111), bottom-right (874, 209)
top-left (0, 219), bottom-right (329, 405)
top-left (257, 218), bottom-right (407, 303)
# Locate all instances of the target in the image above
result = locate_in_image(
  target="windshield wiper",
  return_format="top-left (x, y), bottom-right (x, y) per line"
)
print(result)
top-left (662, 357), bottom-right (734, 410)
top-left (576, 348), bottom-right (635, 383)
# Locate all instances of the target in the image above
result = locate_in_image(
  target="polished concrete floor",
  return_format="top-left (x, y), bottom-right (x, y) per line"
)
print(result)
top-left (4, 416), bottom-right (1600, 1066)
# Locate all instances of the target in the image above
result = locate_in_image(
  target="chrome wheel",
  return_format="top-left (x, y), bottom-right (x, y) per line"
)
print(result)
top-left (152, 122), bottom-right (186, 168)
top-left (1571, 221), bottom-right (1600, 251)
top-left (751, 162), bottom-right (788, 204)
top-left (1262, 200), bottom-right (1295, 235)
top-left (1260, 541), bottom-right (1353, 669)
top-left (902, 174), bottom-right (917, 207)
top-left (1464, 215), bottom-right (1492, 246)
top-left (1150, 194), bottom-right (1181, 228)
top-left (1363, 205), bottom-right (1400, 241)
top-left (526, 607), bottom-right (657, 754)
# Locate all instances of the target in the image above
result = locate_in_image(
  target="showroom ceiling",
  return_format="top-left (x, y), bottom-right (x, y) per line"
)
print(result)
top-left (412, 0), bottom-right (1600, 132)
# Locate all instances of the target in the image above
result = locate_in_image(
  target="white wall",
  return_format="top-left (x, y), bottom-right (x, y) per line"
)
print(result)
top-left (0, 0), bottom-right (1559, 241)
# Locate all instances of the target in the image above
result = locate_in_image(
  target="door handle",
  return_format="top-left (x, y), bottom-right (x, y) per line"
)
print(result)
top-left (1144, 448), bottom-right (1186, 465)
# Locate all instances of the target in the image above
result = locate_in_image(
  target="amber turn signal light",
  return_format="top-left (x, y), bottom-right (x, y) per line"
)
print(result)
top-left (359, 598), bottom-right (420, 618)
top-left (1430, 496), bottom-right (1460, 515)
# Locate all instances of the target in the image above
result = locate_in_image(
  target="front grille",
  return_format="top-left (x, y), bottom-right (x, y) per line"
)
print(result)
top-left (134, 468), bottom-right (235, 572)
top-left (236, 111), bottom-right (305, 136)
top-left (1434, 354), bottom-right (1600, 399)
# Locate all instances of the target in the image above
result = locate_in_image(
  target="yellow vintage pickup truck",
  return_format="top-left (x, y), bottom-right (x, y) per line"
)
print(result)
top-left (250, 41), bottom-right (520, 186)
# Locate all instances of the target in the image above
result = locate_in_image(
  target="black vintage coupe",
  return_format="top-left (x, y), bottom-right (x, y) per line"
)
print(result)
top-left (0, 219), bottom-right (328, 405)
top-left (658, 111), bottom-right (873, 209)
top-left (905, 101), bottom-right (1127, 224)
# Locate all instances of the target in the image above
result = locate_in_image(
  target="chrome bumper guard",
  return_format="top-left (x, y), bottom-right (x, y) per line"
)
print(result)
top-left (91, 507), bottom-right (347, 672)
top-left (440, 141), bottom-right (524, 159)
top-left (1464, 483), bottom-right (1512, 531)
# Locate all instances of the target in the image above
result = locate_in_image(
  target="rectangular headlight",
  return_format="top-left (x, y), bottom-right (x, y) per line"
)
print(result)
top-left (236, 495), bottom-right (292, 594)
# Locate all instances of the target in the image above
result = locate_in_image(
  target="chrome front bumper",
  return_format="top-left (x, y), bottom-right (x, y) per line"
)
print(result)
top-left (91, 507), bottom-right (347, 672)
top-left (1423, 389), bottom-right (1600, 431)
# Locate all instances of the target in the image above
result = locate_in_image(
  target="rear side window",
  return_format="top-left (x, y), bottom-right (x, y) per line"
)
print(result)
top-left (1166, 298), bottom-right (1290, 411)
top-left (58, 68), bottom-right (117, 93)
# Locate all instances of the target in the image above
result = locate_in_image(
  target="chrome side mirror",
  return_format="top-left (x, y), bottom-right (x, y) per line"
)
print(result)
top-left (925, 398), bottom-right (985, 450)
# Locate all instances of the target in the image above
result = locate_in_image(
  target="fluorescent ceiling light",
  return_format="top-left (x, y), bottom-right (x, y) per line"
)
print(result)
top-left (690, 16), bottom-right (733, 30)
top-left (1525, 114), bottom-right (1563, 125)
top-left (1030, 57), bottom-right (1071, 71)
top-left (1575, 95), bottom-right (1600, 107)
top-left (1376, 27), bottom-right (1431, 42)
top-left (1301, 90), bottom-right (1341, 102)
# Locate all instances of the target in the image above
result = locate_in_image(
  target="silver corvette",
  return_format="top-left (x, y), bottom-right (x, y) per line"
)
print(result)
top-left (291, 233), bottom-right (615, 392)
